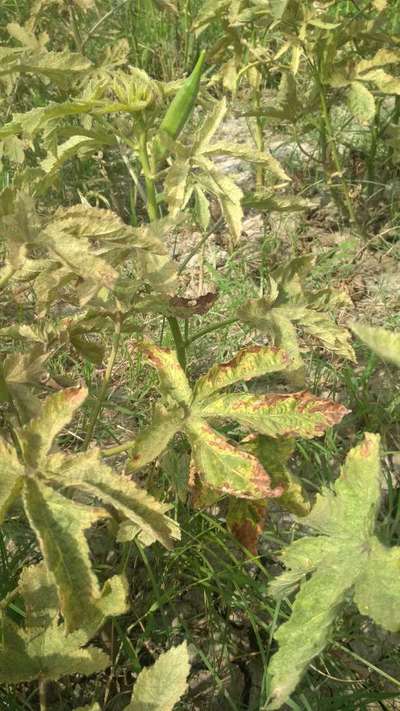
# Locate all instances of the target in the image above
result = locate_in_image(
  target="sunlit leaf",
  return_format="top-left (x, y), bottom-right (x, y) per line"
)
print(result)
top-left (351, 323), bottom-right (400, 367)
top-left (267, 434), bottom-right (400, 709)
top-left (127, 642), bottom-right (190, 710)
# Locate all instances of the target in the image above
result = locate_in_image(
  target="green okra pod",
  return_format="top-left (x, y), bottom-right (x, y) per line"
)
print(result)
top-left (154, 50), bottom-right (206, 162)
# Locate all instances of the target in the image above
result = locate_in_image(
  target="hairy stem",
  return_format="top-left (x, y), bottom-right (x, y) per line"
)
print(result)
top-left (83, 314), bottom-right (122, 450)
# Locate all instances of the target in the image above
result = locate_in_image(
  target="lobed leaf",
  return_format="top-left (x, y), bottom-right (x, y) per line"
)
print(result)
top-left (267, 434), bottom-right (400, 708)
top-left (54, 449), bottom-right (181, 549)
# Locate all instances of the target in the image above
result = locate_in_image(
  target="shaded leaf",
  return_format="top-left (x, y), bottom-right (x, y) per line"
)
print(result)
top-left (227, 498), bottom-right (267, 554)
top-left (347, 81), bottom-right (376, 124)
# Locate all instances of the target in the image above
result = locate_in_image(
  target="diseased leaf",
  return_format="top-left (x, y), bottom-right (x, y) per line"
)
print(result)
top-left (138, 341), bottom-right (192, 405)
top-left (127, 407), bottom-right (183, 473)
top-left (227, 498), bottom-right (267, 554)
top-left (21, 387), bottom-right (87, 468)
top-left (127, 642), bottom-right (190, 711)
top-left (267, 434), bottom-right (400, 708)
top-left (242, 435), bottom-right (310, 516)
top-left (0, 438), bottom-right (24, 521)
top-left (351, 323), bottom-right (400, 367)
top-left (23, 478), bottom-right (106, 632)
top-left (200, 391), bottom-right (349, 439)
top-left (0, 561), bottom-right (117, 683)
top-left (237, 257), bottom-right (355, 368)
top-left (193, 345), bottom-right (291, 402)
top-left (53, 449), bottom-right (180, 549)
top-left (185, 417), bottom-right (283, 499)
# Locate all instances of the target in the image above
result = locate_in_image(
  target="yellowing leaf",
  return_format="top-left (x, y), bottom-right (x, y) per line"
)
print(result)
top-left (242, 435), bottom-right (310, 516)
top-left (138, 341), bottom-right (192, 405)
top-left (0, 438), bottom-right (24, 521)
top-left (193, 345), bottom-right (291, 402)
top-left (186, 417), bottom-right (283, 499)
top-left (127, 642), bottom-right (190, 710)
top-left (267, 434), bottom-right (400, 709)
top-left (54, 449), bottom-right (181, 549)
top-left (351, 323), bottom-right (400, 367)
top-left (21, 387), bottom-right (87, 467)
top-left (201, 391), bottom-right (349, 439)
top-left (0, 562), bottom-right (116, 683)
top-left (23, 478), bottom-right (106, 632)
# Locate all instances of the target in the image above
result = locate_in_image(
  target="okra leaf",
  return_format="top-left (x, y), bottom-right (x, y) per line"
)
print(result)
top-left (267, 434), bottom-right (400, 709)
top-left (0, 438), bottom-right (24, 522)
top-left (138, 341), bottom-right (192, 405)
top-left (0, 562), bottom-right (115, 683)
top-left (241, 435), bottom-right (310, 516)
top-left (351, 323), bottom-right (400, 367)
top-left (200, 391), bottom-right (349, 439)
top-left (23, 478), bottom-right (106, 633)
top-left (21, 387), bottom-right (87, 468)
top-left (127, 642), bottom-right (190, 710)
top-left (127, 407), bottom-right (184, 473)
top-left (193, 345), bottom-right (291, 402)
top-left (185, 417), bottom-right (283, 499)
top-left (347, 81), bottom-right (376, 124)
top-left (226, 498), bottom-right (267, 554)
top-left (52, 448), bottom-right (181, 549)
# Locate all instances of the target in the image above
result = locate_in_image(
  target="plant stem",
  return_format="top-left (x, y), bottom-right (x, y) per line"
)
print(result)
top-left (83, 314), bottom-right (122, 450)
top-left (101, 437), bottom-right (137, 458)
top-left (167, 316), bottom-right (186, 370)
top-left (38, 678), bottom-right (47, 711)
top-left (185, 317), bottom-right (236, 346)
top-left (138, 128), bottom-right (159, 222)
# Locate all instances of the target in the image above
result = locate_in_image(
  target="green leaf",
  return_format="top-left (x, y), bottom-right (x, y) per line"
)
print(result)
top-left (347, 81), bottom-right (376, 124)
top-left (193, 345), bottom-right (291, 402)
top-left (53, 449), bottom-right (180, 550)
top-left (200, 391), bottom-right (349, 439)
top-left (267, 434), bottom-right (400, 708)
top-left (127, 642), bottom-right (190, 710)
top-left (185, 417), bottom-right (283, 499)
top-left (351, 323), bottom-right (400, 367)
